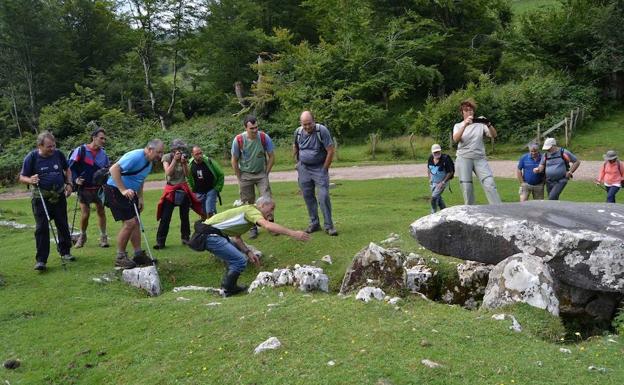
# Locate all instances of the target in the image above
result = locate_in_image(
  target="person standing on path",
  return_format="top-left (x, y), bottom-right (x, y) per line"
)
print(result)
top-left (68, 125), bottom-right (110, 248)
top-left (452, 99), bottom-right (501, 205)
top-left (231, 115), bottom-right (275, 239)
top-left (516, 142), bottom-right (544, 201)
top-left (293, 111), bottom-right (338, 236)
top-left (533, 137), bottom-right (581, 200)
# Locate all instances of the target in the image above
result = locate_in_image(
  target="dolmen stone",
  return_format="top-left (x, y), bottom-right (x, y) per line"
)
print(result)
top-left (340, 242), bottom-right (405, 294)
top-left (441, 261), bottom-right (493, 309)
top-left (410, 201), bottom-right (624, 293)
top-left (483, 253), bottom-right (559, 316)
top-left (122, 265), bottom-right (162, 296)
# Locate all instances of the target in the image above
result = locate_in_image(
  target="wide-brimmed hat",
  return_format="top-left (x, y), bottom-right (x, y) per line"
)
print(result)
top-left (604, 150), bottom-right (618, 161)
top-left (542, 137), bottom-right (556, 150)
top-left (431, 144), bottom-right (442, 153)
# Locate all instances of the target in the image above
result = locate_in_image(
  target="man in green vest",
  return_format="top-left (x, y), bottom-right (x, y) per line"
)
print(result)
top-left (230, 115), bottom-right (275, 239)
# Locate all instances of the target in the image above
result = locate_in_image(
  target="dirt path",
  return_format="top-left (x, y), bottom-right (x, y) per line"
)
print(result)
top-left (0, 160), bottom-right (604, 201)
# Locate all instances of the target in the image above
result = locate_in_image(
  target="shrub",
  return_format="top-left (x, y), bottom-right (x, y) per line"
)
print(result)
top-left (411, 73), bottom-right (600, 143)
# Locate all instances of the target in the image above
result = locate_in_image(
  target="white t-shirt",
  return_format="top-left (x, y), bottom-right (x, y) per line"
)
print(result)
top-left (453, 122), bottom-right (492, 159)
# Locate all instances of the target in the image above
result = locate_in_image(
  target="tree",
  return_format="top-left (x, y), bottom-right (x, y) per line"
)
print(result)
top-left (61, 0), bottom-right (134, 77)
top-left (0, 0), bottom-right (78, 131)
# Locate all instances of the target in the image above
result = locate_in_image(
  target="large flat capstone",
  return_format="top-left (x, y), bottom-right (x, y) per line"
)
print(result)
top-left (410, 201), bottom-right (624, 292)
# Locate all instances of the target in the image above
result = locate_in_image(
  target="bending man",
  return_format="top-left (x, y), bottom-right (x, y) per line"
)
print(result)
top-left (197, 196), bottom-right (309, 296)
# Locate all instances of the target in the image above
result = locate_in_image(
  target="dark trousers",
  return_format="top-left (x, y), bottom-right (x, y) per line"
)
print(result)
top-left (546, 178), bottom-right (568, 200)
top-left (156, 198), bottom-right (190, 245)
top-left (32, 197), bottom-right (71, 262)
top-left (606, 186), bottom-right (621, 203)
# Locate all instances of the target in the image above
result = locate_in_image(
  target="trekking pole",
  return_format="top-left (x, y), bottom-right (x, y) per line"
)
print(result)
top-left (69, 186), bottom-right (80, 244)
top-left (36, 185), bottom-right (66, 270)
top-left (132, 199), bottom-right (156, 266)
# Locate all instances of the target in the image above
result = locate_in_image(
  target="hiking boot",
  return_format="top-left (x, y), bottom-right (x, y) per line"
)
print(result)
top-left (325, 227), bottom-right (338, 236)
top-left (153, 243), bottom-right (165, 250)
top-left (305, 223), bottom-right (321, 234)
top-left (181, 238), bottom-right (190, 246)
top-left (115, 252), bottom-right (136, 269)
top-left (249, 225), bottom-right (259, 239)
top-left (74, 233), bottom-right (86, 248)
top-left (221, 271), bottom-right (248, 297)
top-left (34, 262), bottom-right (47, 271)
top-left (61, 254), bottom-right (77, 261)
top-left (132, 250), bottom-right (154, 267)
top-left (99, 234), bottom-right (109, 248)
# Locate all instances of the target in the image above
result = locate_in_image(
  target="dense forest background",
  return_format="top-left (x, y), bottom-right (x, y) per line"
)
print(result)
top-left (0, 0), bottom-right (623, 182)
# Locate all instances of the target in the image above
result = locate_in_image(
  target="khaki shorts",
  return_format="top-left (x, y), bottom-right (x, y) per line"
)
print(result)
top-left (239, 171), bottom-right (271, 204)
top-left (519, 182), bottom-right (544, 201)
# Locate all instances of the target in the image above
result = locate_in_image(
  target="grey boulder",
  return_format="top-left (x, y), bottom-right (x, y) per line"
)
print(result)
top-left (482, 253), bottom-right (560, 316)
top-left (410, 201), bottom-right (624, 292)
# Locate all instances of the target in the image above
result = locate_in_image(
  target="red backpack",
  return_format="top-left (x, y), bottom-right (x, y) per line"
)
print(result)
top-left (235, 131), bottom-right (268, 157)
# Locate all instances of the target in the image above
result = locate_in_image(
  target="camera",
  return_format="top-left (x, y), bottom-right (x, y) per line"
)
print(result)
top-left (472, 116), bottom-right (490, 125)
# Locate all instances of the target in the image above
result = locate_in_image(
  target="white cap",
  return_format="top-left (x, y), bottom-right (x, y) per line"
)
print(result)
top-left (431, 144), bottom-right (442, 153)
top-left (542, 138), bottom-right (556, 150)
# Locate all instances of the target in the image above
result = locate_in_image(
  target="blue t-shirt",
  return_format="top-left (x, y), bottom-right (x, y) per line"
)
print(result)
top-left (106, 149), bottom-right (152, 192)
top-left (517, 153), bottom-right (544, 185)
top-left (68, 144), bottom-right (110, 188)
top-left (294, 124), bottom-right (333, 166)
top-left (20, 150), bottom-right (68, 191)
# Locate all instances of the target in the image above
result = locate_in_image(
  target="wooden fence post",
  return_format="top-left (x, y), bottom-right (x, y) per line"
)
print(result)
top-left (334, 138), bottom-right (339, 161)
top-left (409, 133), bottom-right (416, 159)
top-left (370, 133), bottom-right (378, 160)
top-left (564, 117), bottom-right (569, 147)
top-left (536, 123), bottom-right (541, 144)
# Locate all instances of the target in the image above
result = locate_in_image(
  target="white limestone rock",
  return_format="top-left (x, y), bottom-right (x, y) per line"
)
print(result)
top-left (380, 233), bottom-right (401, 245)
top-left (248, 272), bottom-right (276, 292)
top-left (356, 287), bottom-right (385, 302)
top-left (293, 265), bottom-right (329, 292)
top-left (121, 265), bottom-right (161, 296)
top-left (404, 265), bottom-right (432, 292)
top-left (246, 244), bottom-right (263, 259)
top-left (254, 337), bottom-right (281, 354)
top-left (273, 268), bottom-right (294, 286)
top-left (482, 253), bottom-right (559, 316)
top-left (421, 359), bottom-right (443, 368)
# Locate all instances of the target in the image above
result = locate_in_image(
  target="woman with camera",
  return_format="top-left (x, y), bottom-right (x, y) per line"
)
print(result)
top-left (452, 98), bottom-right (502, 205)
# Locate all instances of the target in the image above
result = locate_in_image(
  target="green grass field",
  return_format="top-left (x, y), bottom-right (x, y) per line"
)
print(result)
top-left (1, 177), bottom-right (622, 384)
